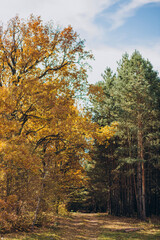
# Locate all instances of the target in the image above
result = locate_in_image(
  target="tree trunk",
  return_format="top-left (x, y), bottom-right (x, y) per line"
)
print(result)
top-left (32, 172), bottom-right (46, 230)
top-left (137, 162), bottom-right (142, 218)
top-left (133, 172), bottom-right (138, 213)
top-left (141, 161), bottom-right (146, 219)
top-left (137, 113), bottom-right (146, 220)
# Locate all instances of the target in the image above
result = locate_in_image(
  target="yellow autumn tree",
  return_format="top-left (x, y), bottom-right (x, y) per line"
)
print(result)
top-left (0, 15), bottom-right (117, 231)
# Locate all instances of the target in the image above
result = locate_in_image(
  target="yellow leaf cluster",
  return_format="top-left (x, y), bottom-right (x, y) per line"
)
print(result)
top-left (94, 121), bottom-right (118, 146)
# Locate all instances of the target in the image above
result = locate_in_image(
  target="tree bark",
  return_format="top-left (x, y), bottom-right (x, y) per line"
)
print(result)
top-left (137, 113), bottom-right (146, 220)
top-left (32, 172), bottom-right (46, 230)
top-left (137, 162), bottom-right (142, 218)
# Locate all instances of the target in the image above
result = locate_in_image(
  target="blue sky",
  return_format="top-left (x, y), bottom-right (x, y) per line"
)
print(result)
top-left (0, 0), bottom-right (160, 83)
top-left (99, 3), bottom-right (160, 45)
top-left (95, 2), bottom-right (160, 45)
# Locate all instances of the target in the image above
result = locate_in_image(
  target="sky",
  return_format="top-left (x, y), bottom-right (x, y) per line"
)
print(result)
top-left (0, 0), bottom-right (160, 83)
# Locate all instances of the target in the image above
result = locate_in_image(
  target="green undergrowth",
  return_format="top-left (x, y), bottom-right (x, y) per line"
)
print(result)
top-left (99, 230), bottom-right (160, 240)
top-left (0, 228), bottom-right (60, 240)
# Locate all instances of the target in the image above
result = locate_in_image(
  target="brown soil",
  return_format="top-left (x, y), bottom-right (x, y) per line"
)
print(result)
top-left (56, 213), bottom-right (102, 240)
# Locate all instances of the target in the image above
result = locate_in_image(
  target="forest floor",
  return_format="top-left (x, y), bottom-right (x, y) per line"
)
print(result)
top-left (1, 213), bottom-right (160, 240)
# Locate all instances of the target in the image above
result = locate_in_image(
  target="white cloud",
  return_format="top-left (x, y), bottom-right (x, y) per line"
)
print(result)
top-left (0, 0), bottom-right (114, 40)
top-left (88, 42), bottom-right (160, 83)
top-left (110, 0), bottom-right (160, 30)
top-left (87, 45), bottom-right (123, 83)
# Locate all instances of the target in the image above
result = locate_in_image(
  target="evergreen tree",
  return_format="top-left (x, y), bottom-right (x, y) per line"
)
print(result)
top-left (88, 51), bottom-right (160, 218)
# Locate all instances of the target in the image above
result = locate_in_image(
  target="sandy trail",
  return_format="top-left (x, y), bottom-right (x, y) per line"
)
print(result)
top-left (57, 213), bottom-right (102, 239)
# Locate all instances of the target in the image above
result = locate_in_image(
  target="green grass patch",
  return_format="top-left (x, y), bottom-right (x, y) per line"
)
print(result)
top-left (98, 215), bottom-right (160, 240)
top-left (0, 228), bottom-right (61, 240)
top-left (99, 228), bottom-right (160, 240)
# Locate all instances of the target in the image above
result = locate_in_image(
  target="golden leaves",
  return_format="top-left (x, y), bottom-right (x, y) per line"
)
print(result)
top-left (0, 16), bottom-right (117, 221)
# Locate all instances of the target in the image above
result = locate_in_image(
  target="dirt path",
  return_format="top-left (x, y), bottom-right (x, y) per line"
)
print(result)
top-left (56, 213), bottom-right (103, 240)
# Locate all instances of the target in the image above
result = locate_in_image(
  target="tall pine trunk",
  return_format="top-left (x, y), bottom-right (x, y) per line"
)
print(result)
top-left (137, 113), bottom-right (146, 220)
